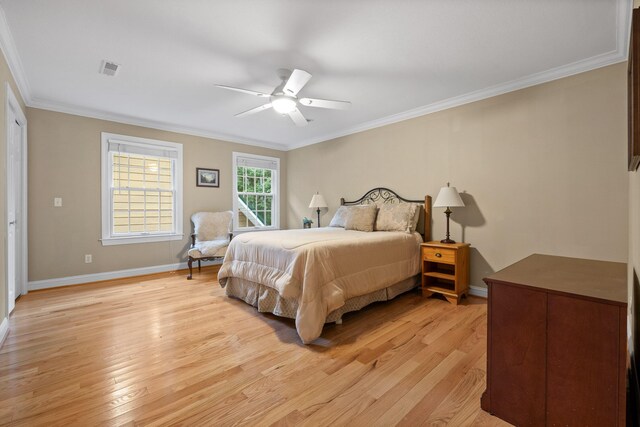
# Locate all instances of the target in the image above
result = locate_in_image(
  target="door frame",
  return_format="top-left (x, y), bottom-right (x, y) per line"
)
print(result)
top-left (5, 83), bottom-right (28, 314)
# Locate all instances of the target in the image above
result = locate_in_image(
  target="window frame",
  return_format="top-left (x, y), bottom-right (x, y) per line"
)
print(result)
top-left (101, 132), bottom-right (183, 246)
top-left (232, 152), bottom-right (280, 233)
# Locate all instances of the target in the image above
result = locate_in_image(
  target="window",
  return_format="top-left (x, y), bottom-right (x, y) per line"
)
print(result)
top-left (101, 133), bottom-right (183, 245)
top-left (232, 152), bottom-right (279, 231)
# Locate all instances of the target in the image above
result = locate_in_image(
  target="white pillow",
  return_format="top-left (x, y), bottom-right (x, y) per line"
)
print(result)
top-left (344, 205), bottom-right (378, 232)
top-left (329, 206), bottom-right (349, 227)
top-left (375, 203), bottom-right (417, 233)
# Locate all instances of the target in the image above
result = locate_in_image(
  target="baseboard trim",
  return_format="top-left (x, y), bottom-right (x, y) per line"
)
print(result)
top-left (28, 259), bottom-right (223, 291)
top-left (469, 286), bottom-right (488, 298)
top-left (28, 262), bottom-right (485, 297)
top-left (0, 318), bottom-right (8, 348)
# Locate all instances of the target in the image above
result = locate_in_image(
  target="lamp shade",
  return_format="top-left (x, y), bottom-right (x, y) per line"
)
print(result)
top-left (433, 186), bottom-right (465, 208)
top-left (308, 193), bottom-right (328, 209)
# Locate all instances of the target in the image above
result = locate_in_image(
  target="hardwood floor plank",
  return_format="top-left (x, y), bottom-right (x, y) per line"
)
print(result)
top-left (371, 350), bottom-right (468, 426)
top-left (0, 268), bottom-right (510, 426)
top-left (397, 327), bottom-right (486, 426)
top-left (425, 367), bottom-right (486, 427)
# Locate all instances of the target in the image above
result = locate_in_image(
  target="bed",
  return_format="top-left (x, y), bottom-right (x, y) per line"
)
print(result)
top-left (217, 188), bottom-right (432, 344)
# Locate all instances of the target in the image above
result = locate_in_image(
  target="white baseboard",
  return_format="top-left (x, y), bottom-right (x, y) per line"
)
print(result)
top-left (28, 259), bottom-right (222, 291)
top-left (469, 286), bottom-right (488, 298)
top-left (27, 260), bottom-right (484, 299)
top-left (0, 318), bottom-right (8, 348)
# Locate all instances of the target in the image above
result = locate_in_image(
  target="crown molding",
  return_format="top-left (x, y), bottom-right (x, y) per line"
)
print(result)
top-left (289, 0), bottom-right (632, 151)
top-left (617, 0), bottom-right (633, 59)
top-left (0, 5), bottom-right (32, 104)
top-left (0, 1), bottom-right (632, 153)
top-left (29, 97), bottom-right (289, 151)
top-left (0, 4), bottom-right (288, 152)
top-left (288, 50), bottom-right (629, 151)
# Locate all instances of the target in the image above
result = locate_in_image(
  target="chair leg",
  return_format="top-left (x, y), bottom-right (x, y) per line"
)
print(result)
top-left (187, 257), bottom-right (193, 280)
top-left (198, 259), bottom-right (201, 272)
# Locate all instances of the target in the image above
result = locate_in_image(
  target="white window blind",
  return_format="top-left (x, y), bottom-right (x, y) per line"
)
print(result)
top-left (101, 133), bottom-right (183, 245)
top-left (107, 139), bottom-right (179, 159)
top-left (235, 155), bottom-right (278, 170)
top-left (110, 152), bottom-right (175, 234)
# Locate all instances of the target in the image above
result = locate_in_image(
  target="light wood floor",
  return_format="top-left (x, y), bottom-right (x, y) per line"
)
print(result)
top-left (0, 267), bottom-right (512, 426)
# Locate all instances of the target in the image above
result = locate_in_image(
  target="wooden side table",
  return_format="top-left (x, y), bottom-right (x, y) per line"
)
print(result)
top-left (420, 241), bottom-right (470, 304)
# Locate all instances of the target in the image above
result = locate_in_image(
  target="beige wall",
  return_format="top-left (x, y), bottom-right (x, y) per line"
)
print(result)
top-left (16, 61), bottom-right (634, 296)
top-left (26, 108), bottom-right (286, 281)
top-left (287, 63), bottom-right (629, 288)
top-left (0, 49), bottom-right (26, 321)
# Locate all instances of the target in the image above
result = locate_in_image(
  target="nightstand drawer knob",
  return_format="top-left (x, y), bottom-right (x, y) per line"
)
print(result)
top-left (435, 252), bottom-right (442, 258)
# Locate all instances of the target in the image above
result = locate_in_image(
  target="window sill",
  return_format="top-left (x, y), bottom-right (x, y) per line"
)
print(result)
top-left (101, 233), bottom-right (184, 246)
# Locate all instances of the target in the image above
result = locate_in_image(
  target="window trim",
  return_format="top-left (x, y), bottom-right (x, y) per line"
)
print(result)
top-left (101, 132), bottom-right (183, 246)
top-left (232, 152), bottom-right (280, 233)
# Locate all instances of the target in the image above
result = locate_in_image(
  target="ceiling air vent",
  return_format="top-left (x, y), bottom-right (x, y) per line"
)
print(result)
top-left (100, 60), bottom-right (120, 76)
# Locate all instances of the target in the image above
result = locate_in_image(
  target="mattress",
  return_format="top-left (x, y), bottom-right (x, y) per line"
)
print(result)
top-left (218, 227), bottom-right (422, 343)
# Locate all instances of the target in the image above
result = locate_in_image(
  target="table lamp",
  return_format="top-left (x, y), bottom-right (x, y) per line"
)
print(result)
top-left (433, 183), bottom-right (465, 243)
top-left (308, 193), bottom-right (327, 228)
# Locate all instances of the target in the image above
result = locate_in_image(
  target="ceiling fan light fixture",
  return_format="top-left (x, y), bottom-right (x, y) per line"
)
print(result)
top-left (215, 68), bottom-right (350, 124)
top-left (271, 96), bottom-right (297, 114)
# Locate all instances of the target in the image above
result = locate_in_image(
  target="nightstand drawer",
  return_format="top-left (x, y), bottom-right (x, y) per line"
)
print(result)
top-left (422, 246), bottom-right (456, 264)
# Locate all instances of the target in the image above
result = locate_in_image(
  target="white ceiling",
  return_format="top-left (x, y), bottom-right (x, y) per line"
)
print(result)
top-left (0, 0), bottom-right (630, 151)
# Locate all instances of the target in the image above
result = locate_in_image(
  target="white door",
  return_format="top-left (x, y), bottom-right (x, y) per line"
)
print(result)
top-left (7, 115), bottom-right (22, 314)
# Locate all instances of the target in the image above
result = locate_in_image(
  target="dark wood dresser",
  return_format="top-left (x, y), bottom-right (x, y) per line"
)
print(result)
top-left (481, 254), bottom-right (627, 427)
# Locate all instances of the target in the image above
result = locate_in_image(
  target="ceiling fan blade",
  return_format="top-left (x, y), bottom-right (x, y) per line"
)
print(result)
top-left (288, 108), bottom-right (308, 127)
top-left (299, 98), bottom-right (351, 110)
top-left (283, 69), bottom-right (312, 96)
top-left (235, 103), bottom-right (272, 118)
top-left (215, 84), bottom-right (270, 98)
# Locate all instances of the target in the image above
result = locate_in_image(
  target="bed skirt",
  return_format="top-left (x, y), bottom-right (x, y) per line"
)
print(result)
top-left (224, 275), bottom-right (419, 324)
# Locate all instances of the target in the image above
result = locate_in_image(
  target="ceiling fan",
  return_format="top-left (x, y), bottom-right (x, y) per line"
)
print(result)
top-left (214, 69), bottom-right (351, 127)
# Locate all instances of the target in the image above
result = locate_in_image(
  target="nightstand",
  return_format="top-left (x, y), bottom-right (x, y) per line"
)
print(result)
top-left (421, 241), bottom-right (470, 305)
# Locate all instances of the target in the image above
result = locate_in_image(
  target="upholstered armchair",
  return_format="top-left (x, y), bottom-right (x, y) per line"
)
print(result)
top-left (187, 211), bottom-right (233, 280)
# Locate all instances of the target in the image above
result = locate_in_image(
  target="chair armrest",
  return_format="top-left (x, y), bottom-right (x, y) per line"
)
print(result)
top-left (229, 232), bottom-right (234, 241)
top-left (190, 233), bottom-right (196, 247)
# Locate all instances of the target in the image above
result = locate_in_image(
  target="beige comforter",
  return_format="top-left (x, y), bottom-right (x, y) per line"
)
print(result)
top-left (218, 227), bottom-right (421, 343)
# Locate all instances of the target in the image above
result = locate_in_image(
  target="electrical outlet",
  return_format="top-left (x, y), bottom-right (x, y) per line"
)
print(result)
top-left (84, 254), bottom-right (92, 264)
top-left (54, 197), bottom-right (63, 207)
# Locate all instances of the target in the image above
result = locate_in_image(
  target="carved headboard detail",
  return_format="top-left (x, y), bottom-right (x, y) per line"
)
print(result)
top-left (340, 187), bottom-right (431, 241)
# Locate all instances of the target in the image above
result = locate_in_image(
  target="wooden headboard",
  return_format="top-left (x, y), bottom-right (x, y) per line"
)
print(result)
top-left (340, 187), bottom-right (432, 241)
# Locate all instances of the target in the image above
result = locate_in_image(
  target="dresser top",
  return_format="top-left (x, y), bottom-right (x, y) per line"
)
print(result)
top-left (484, 254), bottom-right (627, 305)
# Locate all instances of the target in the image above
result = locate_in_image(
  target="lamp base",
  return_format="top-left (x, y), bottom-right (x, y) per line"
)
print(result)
top-left (441, 208), bottom-right (456, 244)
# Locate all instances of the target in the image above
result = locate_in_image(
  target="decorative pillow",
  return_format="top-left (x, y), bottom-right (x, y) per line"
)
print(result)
top-left (375, 203), bottom-right (418, 233)
top-left (329, 206), bottom-right (349, 227)
top-left (410, 203), bottom-right (421, 233)
top-left (344, 205), bottom-right (378, 232)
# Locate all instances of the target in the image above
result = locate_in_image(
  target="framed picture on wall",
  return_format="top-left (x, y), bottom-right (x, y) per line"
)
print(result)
top-left (196, 168), bottom-right (220, 188)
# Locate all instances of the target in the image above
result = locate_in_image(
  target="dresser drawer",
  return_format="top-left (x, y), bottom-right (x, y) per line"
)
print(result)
top-left (423, 246), bottom-right (456, 264)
